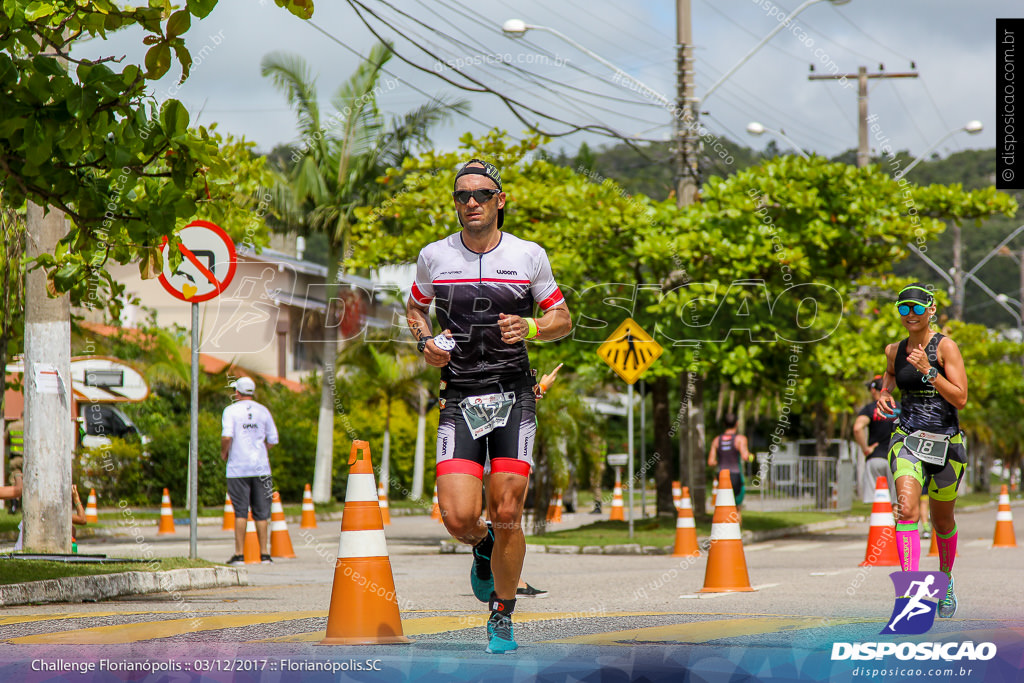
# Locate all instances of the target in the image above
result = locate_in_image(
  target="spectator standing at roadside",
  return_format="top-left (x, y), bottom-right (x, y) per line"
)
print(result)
top-left (854, 375), bottom-right (899, 504)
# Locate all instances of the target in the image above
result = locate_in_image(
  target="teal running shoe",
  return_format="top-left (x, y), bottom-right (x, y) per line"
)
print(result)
top-left (470, 525), bottom-right (495, 602)
top-left (485, 612), bottom-right (517, 654)
top-left (938, 574), bottom-right (957, 618)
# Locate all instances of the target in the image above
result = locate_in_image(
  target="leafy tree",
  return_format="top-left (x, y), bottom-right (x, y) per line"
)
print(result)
top-left (0, 0), bottom-right (311, 306)
top-left (262, 44), bottom-right (466, 502)
top-left (0, 194), bottom-right (26, 433)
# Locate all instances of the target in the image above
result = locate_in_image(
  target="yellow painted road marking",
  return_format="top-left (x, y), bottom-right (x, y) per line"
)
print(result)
top-left (8, 611), bottom-right (326, 645)
top-left (543, 616), bottom-right (874, 645)
top-left (250, 612), bottom-right (695, 643)
top-left (0, 612), bottom-right (179, 627)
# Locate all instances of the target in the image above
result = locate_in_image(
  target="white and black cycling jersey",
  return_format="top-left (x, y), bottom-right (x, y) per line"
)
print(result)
top-left (411, 232), bottom-right (565, 389)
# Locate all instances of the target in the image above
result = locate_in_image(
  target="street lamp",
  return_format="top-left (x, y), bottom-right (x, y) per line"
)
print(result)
top-left (501, 19), bottom-right (669, 106)
top-left (746, 121), bottom-right (810, 159)
top-left (702, 0), bottom-right (852, 103)
top-left (897, 120), bottom-right (984, 178)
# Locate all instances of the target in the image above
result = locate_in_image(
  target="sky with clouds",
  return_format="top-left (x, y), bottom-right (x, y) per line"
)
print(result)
top-left (73, 0), bottom-right (1010, 162)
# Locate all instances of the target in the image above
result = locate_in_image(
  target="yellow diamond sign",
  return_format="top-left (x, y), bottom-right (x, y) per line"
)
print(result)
top-left (597, 317), bottom-right (663, 385)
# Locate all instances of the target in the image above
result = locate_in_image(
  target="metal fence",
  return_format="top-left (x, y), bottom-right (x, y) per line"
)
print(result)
top-left (748, 440), bottom-right (855, 512)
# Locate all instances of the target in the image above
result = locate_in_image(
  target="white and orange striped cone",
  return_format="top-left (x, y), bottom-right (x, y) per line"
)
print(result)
top-left (711, 477), bottom-right (718, 513)
top-left (84, 488), bottom-right (99, 523)
top-left (700, 470), bottom-right (753, 592)
top-left (993, 484), bottom-right (1018, 548)
top-left (222, 492), bottom-right (235, 531)
top-left (672, 481), bottom-right (682, 509)
top-left (157, 488), bottom-right (175, 535)
top-left (270, 491), bottom-right (297, 558)
top-left (430, 484), bottom-right (442, 522)
top-left (320, 440), bottom-right (411, 645)
top-left (859, 476), bottom-right (899, 567)
top-left (243, 512), bottom-right (261, 564)
top-left (609, 470), bottom-right (625, 521)
top-left (672, 486), bottom-right (700, 557)
top-left (300, 484), bottom-right (317, 529)
top-left (378, 480), bottom-right (391, 526)
top-left (546, 494), bottom-right (558, 523)
top-left (554, 492), bottom-right (564, 522)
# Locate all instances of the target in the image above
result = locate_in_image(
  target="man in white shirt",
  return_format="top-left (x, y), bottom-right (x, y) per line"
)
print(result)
top-left (221, 376), bottom-right (279, 565)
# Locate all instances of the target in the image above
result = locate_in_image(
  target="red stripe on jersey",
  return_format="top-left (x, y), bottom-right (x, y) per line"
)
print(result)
top-left (490, 458), bottom-right (532, 477)
top-left (411, 282), bottom-right (433, 304)
top-left (437, 459), bottom-right (485, 480)
top-left (433, 278), bottom-right (532, 285)
top-left (538, 287), bottom-right (565, 311)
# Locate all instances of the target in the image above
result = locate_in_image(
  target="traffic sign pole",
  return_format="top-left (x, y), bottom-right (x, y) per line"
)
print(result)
top-left (627, 383), bottom-right (634, 538)
top-left (189, 302), bottom-right (199, 560)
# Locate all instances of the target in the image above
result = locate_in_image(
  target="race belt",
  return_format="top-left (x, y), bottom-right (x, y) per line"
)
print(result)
top-left (459, 391), bottom-right (517, 440)
top-left (903, 430), bottom-right (951, 467)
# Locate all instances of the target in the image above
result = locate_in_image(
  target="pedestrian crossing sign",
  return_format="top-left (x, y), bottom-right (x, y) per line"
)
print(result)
top-left (597, 318), bottom-right (663, 384)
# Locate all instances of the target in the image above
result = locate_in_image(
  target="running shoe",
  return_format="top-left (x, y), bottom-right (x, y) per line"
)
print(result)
top-left (516, 583), bottom-right (548, 598)
top-left (226, 554), bottom-right (244, 566)
top-left (485, 612), bottom-right (518, 654)
top-left (470, 525), bottom-right (495, 602)
top-left (260, 554), bottom-right (273, 564)
top-left (938, 575), bottom-right (957, 618)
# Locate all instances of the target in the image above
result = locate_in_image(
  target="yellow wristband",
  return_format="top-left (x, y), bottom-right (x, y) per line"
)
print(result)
top-left (525, 317), bottom-right (539, 340)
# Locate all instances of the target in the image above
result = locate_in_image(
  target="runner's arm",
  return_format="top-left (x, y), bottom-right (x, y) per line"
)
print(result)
top-left (853, 414), bottom-right (872, 454)
top-left (737, 435), bottom-right (752, 463)
top-left (877, 344), bottom-right (899, 415)
top-left (934, 337), bottom-right (968, 410)
top-left (406, 296), bottom-right (451, 368)
top-left (707, 437), bottom-right (719, 467)
top-left (221, 437), bottom-right (232, 461)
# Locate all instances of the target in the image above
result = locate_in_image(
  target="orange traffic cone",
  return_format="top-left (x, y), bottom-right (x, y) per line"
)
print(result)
top-left (700, 470), bottom-right (753, 592)
top-left (378, 480), bottom-right (391, 526)
top-left (711, 477), bottom-right (718, 513)
top-left (859, 476), bottom-right (899, 566)
top-left (672, 486), bottom-right (700, 557)
top-left (84, 488), bottom-right (99, 523)
top-left (672, 481), bottom-right (682, 509)
top-left (300, 484), bottom-right (317, 529)
top-left (270, 491), bottom-right (297, 558)
top-left (609, 471), bottom-right (625, 521)
top-left (430, 484), bottom-right (442, 522)
top-left (926, 529), bottom-right (959, 558)
top-left (320, 440), bottom-right (412, 645)
top-left (554, 492), bottom-right (564, 522)
top-left (993, 485), bottom-right (1018, 548)
top-left (221, 493), bottom-right (235, 531)
top-left (157, 488), bottom-right (175, 534)
top-left (243, 512), bottom-right (261, 564)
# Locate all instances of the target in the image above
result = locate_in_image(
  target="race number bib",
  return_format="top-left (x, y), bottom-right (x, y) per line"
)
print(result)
top-left (459, 392), bottom-right (517, 440)
top-left (904, 430), bottom-right (951, 467)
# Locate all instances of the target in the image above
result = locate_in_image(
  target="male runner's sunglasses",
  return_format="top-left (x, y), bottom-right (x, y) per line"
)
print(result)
top-left (453, 189), bottom-right (500, 205)
top-left (897, 303), bottom-right (928, 316)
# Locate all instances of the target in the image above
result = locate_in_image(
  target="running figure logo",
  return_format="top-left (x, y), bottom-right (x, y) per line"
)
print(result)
top-left (882, 571), bottom-right (949, 635)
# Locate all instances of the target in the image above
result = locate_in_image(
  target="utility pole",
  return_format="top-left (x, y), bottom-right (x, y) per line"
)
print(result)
top-left (808, 66), bottom-right (918, 167)
top-left (23, 202), bottom-right (73, 553)
top-left (675, 0), bottom-right (706, 518)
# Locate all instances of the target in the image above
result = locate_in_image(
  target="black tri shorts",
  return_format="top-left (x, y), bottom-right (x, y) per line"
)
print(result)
top-left (436, 381), bottom-right (536, 480)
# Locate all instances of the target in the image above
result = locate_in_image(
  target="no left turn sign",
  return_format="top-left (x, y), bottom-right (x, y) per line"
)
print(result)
top-left (159, 220), bottom-right (237, 303)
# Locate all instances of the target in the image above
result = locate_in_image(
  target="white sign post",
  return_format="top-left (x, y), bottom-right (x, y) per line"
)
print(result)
top-left (159, 221), bottom-right (236, 559)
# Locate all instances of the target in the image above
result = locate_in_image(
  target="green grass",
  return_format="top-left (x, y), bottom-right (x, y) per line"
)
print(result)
top-left (0, 557), bottom-right (219, 585)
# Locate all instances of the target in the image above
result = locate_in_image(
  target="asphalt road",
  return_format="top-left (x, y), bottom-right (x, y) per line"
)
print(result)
top-left (1, 503), bottom-right (1022, 682)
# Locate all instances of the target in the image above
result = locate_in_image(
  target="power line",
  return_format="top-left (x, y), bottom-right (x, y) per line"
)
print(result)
top-left (343, 0), bottom-right (665, 145)
top-left (827, 7), bottom-right (915, 64)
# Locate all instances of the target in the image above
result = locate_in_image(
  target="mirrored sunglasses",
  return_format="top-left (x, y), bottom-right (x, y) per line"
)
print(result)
top-left (897, 303), bottom-right (928, 316)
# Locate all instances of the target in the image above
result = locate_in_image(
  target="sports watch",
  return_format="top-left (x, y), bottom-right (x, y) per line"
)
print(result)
top-left (417, 336), bottom-right (433, 353)
top-left (922, 367), bottom-right (938, 383)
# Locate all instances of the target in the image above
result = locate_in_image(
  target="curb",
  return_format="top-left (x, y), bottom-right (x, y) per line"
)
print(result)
top-left (0, 566), bottom-right (247, 607)
top-left (439, 517), bottom-right (858, 556)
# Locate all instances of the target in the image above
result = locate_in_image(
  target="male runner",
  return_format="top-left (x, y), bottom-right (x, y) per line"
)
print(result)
top-left (407, 159), bottom-right (571, 653)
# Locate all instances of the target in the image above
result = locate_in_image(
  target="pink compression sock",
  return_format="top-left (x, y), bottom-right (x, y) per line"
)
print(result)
top-left (936, 525), bottom-right (958, 574)
top-left (895, 520), bottom-right (920, 571)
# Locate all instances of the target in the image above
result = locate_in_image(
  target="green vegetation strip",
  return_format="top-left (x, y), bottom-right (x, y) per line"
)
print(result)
top-left (0, 557), bottom-right (219, 586)
top-left (526, 510), bottom-right (846, 547)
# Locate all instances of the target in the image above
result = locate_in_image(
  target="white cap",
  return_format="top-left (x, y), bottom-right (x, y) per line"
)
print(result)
top-left (231, 377), bottom-right (256, 395)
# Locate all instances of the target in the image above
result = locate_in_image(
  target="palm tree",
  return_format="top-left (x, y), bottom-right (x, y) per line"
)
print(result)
top-left (341, 340), bottom-right (431, 497)
top-left (261, 44), bottom-right (467, 502)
